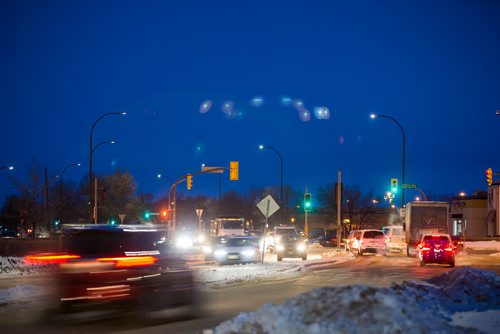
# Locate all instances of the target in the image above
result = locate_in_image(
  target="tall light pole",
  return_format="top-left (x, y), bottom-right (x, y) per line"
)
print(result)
top-left (370, 113), bottom-right (406, 207)
top-left (89, 112), bottom-right (126, 223)
top-left (59, 162), bottom-right (81, 200)
top-left (259, 144), bottom-right (284, 225)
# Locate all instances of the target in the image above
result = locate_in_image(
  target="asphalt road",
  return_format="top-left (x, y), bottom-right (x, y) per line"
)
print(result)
top-left (1, 250), bottom-right (499, 334)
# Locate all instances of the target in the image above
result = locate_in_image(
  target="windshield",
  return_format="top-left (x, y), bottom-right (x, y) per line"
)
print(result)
top-left (363, 231), bottom-right (384, 239)
top-left (221, 220), bottom-right (244, 229)
top-left (216, 237), bottom-right (258, 247)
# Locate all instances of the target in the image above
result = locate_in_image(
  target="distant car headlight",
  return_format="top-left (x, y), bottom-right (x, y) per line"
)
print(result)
top-left (241, 249), bottom-right (255, 257)
top-left (175, 235), bottom-right (194, 249)
top-left (214, 250), bottom-right (227, 257)
top-left (197, 234), bottom-right (206, 244)
top-left (296, 243), bottom-right (306, 252)
top-left (276, 244), bottom-right (285, 252)
top-left (202, 246), bottom-right (213, 254)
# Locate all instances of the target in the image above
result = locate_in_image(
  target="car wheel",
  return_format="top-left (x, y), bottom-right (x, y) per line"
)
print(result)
top-left (277, 255), bottom-right (282, 261)
top-left (358, 248), bottom-right (363, 256)
top-left (449, 261), bottom-right (455, 268)
top-left (302, 255), bottom-right (307, 260)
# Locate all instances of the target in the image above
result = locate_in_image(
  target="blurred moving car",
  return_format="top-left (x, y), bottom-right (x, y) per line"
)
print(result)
top-left (417, 234), bottom-right (455, 267)
top-left (28, 224), bottom-right (200, 318)
top-left (451, 235), bottom-right (465, 251)
top-left (381, 225), bottom-right (406, 252)
top-left (271, 226), bottom-right (299, 251)
top-left (275, 234), bottom-right (308, 261)
top-left (204, 235), bottom-right (261, 265)
top-left (318, 229), bottom-right (338, 247)
top-left (350, 229), bottom-right (387, 256)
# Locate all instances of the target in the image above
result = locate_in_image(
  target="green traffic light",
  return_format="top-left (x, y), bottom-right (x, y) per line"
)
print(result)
top-left (391, 187), bottom-right (398, 193)
top-left (110, 219), bottom-right (116, 225)
top-left (144, 211), bottom-right (151, 219)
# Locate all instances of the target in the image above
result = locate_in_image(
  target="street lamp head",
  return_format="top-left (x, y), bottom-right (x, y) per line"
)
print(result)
top-left (8, 166), bottom-right (14, 170)
top-left (77, 163), bottom-right (81, 167)
top-left (370, 113), bottom-right (377, 119)
top-left (110, 140), bottom-right (116, 144)
top-left (258, 144), bottom-right (264, 150)
top-left (121, 112), bottom-right (127, 115)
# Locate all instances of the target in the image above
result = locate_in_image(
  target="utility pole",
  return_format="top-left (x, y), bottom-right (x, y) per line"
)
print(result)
top-left (337, 169), bottom-right (342, 251)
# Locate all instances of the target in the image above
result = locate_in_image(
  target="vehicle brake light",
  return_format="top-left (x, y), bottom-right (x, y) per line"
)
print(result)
top-left (24, 254), bottom-right (81, 265)
top-left (97, 256), bottom-right (158, 268)
top-left (444, 244), bottom-right (454, 252)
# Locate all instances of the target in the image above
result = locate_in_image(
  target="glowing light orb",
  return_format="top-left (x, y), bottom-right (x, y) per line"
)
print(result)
top-left (314, 106), bottom-right (330, 120)
top-left (221, 100), bottom-right (234, 114)
top-left (251, 96), bottom-right (264, 107)
top-left (338, 136), bottom-right (345, 145)
top-left (280, 96), bottom-right (292, 106)
top-left (298, 109), bottom-right (311, 122)
top-left (199, 100), bottom-right (213, 113)
top-left (292, 99), bottom-right (304, 109)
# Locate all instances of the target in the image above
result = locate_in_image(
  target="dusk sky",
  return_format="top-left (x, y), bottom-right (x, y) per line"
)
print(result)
top-left (1, 0), bottom-right (499, 205)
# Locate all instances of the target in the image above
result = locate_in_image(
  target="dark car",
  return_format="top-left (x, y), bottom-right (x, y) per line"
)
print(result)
top-left (417, 234), bottom-right (456, 267)
top-left (318, 229), bottom-right (338, 247)
top-left (204, 235), bottom-right (261, 265)
top-left (33, 224), bottom-right (200, 319)
top-left (275, 234), bottom-right (308, 261)
top-left (451, 235), bottom-right (465, 251)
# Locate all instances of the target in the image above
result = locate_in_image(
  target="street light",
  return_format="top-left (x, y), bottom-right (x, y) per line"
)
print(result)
top-left (259, 144), bottom-right (284, 225)
top-left (89, 112), bottom-right (126, 223)
top-left (370, 113), bottom-right (406, 207)
top-left (92, 140), bottom-right (115, 154)
top-left (59, 162), bottom-right (81, 205)
top-left (0, 166), bottom-right (14, 171)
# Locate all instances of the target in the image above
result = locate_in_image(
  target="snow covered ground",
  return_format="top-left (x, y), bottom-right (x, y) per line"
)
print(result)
top-left (0, 241), bottom-right (499, 333)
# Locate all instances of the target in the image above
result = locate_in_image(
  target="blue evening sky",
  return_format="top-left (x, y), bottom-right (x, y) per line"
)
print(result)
top-left (1, 0), bottom-right (499, 203)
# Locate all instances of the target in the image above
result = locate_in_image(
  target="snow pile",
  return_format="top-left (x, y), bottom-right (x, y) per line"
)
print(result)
top-left (0, 257), bottom-right (56, 276)
top-left (215, 267), bottom-right (500, 334)
top-left (0, 284), bottom-right (52, 312)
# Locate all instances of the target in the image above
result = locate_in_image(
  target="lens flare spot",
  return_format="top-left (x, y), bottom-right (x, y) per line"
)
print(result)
top-left (251, 96), bottom-right (264, 107)
top-left (293, 99), bottom-right (304, 109)
top-left (199, 100), bottom-right (212, 114)
top-left (194, 143), bottom-right (205, 155)
top-left (298, 108), bottom-right (311, 122)
top-left (221, 100), bottom-right (234, 114)
top-left (314, 106), bottom-right (330, 120)
top-left (338, 136), bottom-right (345, 145)
top-left (281, 96), bottom-right (292, 106)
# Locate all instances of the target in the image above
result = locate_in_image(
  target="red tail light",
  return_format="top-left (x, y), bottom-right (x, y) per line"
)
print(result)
top-left (96, 256), bottom-right (158, 268)
top-left (444, 244), bottom-right (454, 252)
top-left (24, 254), bottom-right (81, 265)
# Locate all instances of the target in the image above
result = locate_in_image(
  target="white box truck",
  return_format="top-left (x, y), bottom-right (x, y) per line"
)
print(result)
top-left (404, 201), bottom-right (450, 257)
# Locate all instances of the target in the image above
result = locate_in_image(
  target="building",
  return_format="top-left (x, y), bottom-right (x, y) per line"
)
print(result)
top-left (449, 191), bottom-right (488, 239)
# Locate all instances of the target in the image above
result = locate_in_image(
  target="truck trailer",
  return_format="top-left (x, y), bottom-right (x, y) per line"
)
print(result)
top-left (404, 201), bottom-right (450, 257)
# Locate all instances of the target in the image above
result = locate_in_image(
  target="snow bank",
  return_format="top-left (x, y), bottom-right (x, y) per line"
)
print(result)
top-left (215, 267), bottom-right (500, 334)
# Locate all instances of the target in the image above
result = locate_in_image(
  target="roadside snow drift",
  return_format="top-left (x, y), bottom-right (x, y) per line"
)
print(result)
top-left (215, 267), bottom-right (500, 334)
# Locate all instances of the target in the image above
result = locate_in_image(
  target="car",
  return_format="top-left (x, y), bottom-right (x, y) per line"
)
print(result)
top-left (417, 234), bottom-right (455, 267)
top-left (451, 235), bottom-right (465, 252)
top-left (275, 234), bottom-right (308, 261)
top-left (204, 235), bottom-right (261, 265)
top-left (381, 225), bottom-right (406, 252)
top-left (318, 229), bottom-right (339, 247)
top-left (344, 230), bottom-right (359, 252)
top-left (26, 224), bottom-right (200, 319)
top-left (350, 229), bottom-right (387, 256)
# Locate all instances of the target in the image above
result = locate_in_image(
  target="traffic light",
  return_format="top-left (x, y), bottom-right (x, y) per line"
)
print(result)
top-left (144, 211), bottom-right (151, 220)
top-left (390, 178), bottom-right (398, 193)
top-left (486, 168), bottom-right (493, 186)
top-left (110, 218), bottom-right (116, 225)
top-left (230, 161), bottom-right (239, 181)
top-left (187, 174), bottom-right (193, 190)
top-left (304, 193), bottom-right (312, 212)
top-left (161, 209), bottom-right (168, 218)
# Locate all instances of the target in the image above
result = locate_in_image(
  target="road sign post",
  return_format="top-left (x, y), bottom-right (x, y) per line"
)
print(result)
top-left (257, 195), bottom-right (279, 264)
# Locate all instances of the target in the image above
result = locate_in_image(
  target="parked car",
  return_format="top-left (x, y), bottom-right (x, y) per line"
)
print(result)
top-left (30, 224), bottom-right (200, 319)
top-left (381, 225), bottom-right (406, 252)
top-left (350, 229), bottom-right (387, 256)
top-left (318, 229), bottom-right (338, 247)
top-left (451, 235), bottom-right (465, 251)
top-left (275, 234), bottom-right (308, 261)
top-left (204, 235), bottom-right (261, 265)
top-left (417, 234), bottom-right (455, 267)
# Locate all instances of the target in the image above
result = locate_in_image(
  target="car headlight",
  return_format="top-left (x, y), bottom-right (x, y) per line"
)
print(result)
top-left (202, 246), bottom-right (213, 254)
top-left (214, 250), bottom-right (227, 257)
top-left (276, 244), bottom-right (285, 252)
top-left (241, 249), bottom-right (255, 257)
top-left (175, 236), bottom-right (194, 249)
top-left (296, 243), bottom-right (306, 252)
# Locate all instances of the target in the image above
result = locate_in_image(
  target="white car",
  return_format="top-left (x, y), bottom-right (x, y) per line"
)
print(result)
top-left (350, 229), bottom-right (387, 256)
top-left (382, 225), bottom-right (406, 252)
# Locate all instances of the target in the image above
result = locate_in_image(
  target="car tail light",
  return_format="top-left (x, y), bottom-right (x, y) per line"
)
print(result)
top-left (24, 254), bottom-right (81, 265)
top-left (444, 244), bottom-right (454, 252)
top-left (96, 256), bottom-right (158, 268)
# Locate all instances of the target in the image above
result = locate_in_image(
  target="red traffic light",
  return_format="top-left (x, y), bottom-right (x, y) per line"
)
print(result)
top-left (486, 168), bottom-right (493, 186)
top-left (161, 209), bottom-right (168, 218)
